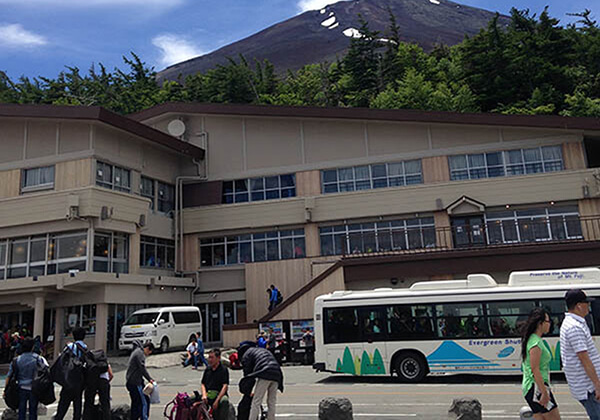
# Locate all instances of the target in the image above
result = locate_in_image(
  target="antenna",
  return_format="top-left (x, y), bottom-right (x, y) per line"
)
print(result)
top-left (167, 119), bottom-right (186, 137)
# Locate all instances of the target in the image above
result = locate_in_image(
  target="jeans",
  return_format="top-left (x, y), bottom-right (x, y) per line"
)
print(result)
top-left (55, 387), bottom-right (83, 420)
top-left (184, 354), bottom-right (198, 368)
top-left (83, 378), bottom-right (111, 420)
top-left (127, 383), bottom-right (149, 420)
top-left (580, 392), bottom-right (600, 419)
top-left (18, 388), bottom-right (38, 420)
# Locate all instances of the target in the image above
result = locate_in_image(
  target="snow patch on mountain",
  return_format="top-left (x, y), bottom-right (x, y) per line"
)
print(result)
top-left (321, 16), bottom-right (337, 26)
top-left (343, 27), bottom-right (362, 38)
top-left (430, 0), bottom-right (440, 4)
top-left (329, 22), bottom-right (340, 29)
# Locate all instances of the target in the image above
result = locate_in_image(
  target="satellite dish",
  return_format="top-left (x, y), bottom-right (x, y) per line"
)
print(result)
top-left (167, 119), bottom-right (186, 137)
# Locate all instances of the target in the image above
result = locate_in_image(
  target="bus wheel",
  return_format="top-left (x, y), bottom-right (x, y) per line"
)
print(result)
top-left (395, 352), bottom-right (427, 382)
top-left (160, 337), bottom-right (169, 353)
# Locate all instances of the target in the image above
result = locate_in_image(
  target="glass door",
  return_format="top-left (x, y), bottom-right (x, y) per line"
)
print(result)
top-left (452, 216), bottom-right (485, 248)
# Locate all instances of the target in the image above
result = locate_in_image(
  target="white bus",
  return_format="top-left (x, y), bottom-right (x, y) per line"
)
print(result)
top-left (313, 268), bottom-right (600, 382)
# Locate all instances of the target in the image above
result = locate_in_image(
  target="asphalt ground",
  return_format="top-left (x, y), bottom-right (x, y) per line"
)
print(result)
top-left (0, 364), bottom-right (592, 419)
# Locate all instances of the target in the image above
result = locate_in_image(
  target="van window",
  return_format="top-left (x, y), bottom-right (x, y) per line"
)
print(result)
top-left (125, 312), bottom-right (159, 325)
top-left (159, 312), bottom-right (170, 323)
top-left (172, 311), bottom-right (201, 324)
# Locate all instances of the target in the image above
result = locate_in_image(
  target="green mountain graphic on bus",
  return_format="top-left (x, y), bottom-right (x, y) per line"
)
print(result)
top-left (336, 347), bottom-right (385, 375)
top-left (427, 342), bottom-right (499, 369)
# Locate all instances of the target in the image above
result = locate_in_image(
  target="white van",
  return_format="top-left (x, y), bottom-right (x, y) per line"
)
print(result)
top-left (119, 306), bottom-right (202, 352)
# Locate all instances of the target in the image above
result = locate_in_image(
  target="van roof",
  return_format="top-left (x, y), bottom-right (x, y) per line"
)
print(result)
top-left (130, 306), bottom-right (199, 314)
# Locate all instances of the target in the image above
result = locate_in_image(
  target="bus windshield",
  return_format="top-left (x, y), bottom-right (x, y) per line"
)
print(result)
top-left (124, 312), bottom-right (160, 325)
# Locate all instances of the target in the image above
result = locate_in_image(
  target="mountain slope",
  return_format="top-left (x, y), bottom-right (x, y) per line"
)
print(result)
top-left (158, 0), bottom-right (509, 81)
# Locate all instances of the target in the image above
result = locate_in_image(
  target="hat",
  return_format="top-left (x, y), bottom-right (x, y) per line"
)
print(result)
top-left (565, 289), bottom-right (588, 308)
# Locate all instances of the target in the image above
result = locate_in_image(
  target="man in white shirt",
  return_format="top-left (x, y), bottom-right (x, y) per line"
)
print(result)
top-left (183, 334), bottom-right (199, 369)
top-left (560, 289), bottom-right (600, 419)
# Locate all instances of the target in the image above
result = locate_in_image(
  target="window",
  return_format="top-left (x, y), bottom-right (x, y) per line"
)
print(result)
top-left (436, 303), bottom-right (487, 338)
top-left (172, 311), bottom-right (201, 324)
top-left (487, 300), bottom-right (536, 337)
top-left (140, 236), bottom-right (175, 269)
top-left (22, 166), bottom-right (55, 192)
top-left (486, 205), bottom-right (582, 245)
top-left (96, 161), bottom-right (130, 192)
top-left (157, 182), bottom-right (175, 214)
top-left (324, 308), bottom-right (360, 344)
top-left (0, 242), bottom-right (6, 280)
top-left (64, 305), bottom-right (96, 335)
top-left (200, 229), bottom-right (305, 267)
top-left (47, 232), bottom-right (88, 275)
top-left (93, 232), bottom-right (129, 274)
top-left (449, 146), bottom-right (564, 181)
top-left (322, 160), bottom-right (422, 194)
top-left (140, 176), bottom-right (155, 210)
top-left (223, 174), bottom-right (296, 204)
top-left (386, 304), bottom-right (435, 340)
top-left (320, 217), bottom-right (436, 256)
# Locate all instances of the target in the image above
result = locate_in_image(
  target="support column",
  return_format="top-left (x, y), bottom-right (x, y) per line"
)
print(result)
top-left (129, 229), bottom-right (141, 274)
top-left (304, 223), bottom-right (320, 258)
top-left (95, 303), bottom-right (109, 351)
top-left (53, 307), bottom-right (65, 360)
top-left (33, 294), bottom-right (45, 339)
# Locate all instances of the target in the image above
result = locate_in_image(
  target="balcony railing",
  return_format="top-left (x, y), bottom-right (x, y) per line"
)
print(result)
top-left (334, 216), bottom-right (600, 258)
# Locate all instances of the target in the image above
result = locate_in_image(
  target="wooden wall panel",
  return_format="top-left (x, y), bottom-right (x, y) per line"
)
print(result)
top-left (579, 198), bottom-right (600, 240)
top-left (183, 234), bottom-right (200, 272)
top-left (0, 170), bottom-right (21, 199)
top-left (422, 156), bottom-right (450, 183)
top-left (55, 159), bottom-right (92, 191)
top-left (433, 211), bottom-right (453, 249)
top-left (563, 142), bottom-right (587, 170)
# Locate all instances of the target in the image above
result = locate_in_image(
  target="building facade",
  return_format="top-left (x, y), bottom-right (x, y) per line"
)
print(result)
top-left (2, 102), bottom-right (600, 351)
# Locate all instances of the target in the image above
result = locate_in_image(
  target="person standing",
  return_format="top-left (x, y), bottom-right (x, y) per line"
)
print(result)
top-left (238, 342), bottom-right (284, 420)
top-left (560, 289), bottom-right (600, 419)
top-left (83, 363), bottom-right (113, 420)
top-left (55, 327), bottom-right (87, 420)
top-left (302, 329), bottom-right (314, 365)
top-left (201, 349), bottom-right (230, 420)
top-left (521, 308), bottom-right (561, 419)
top-left (126, 341), bottom-right (155, 420)
top-left (266, 328), bottom-right (277, 356)
top-left (3, 337), bottom-right (49, 420)
top-left (196, 332), bottom-right (208, 368)
top-left (269, 286), bottom-right (278, 311)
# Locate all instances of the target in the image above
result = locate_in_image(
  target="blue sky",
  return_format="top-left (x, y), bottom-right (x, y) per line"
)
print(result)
top-left (0, 0), bottom-right (594, 80)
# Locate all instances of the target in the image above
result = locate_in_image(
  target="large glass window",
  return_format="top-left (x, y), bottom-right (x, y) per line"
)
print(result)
top-left (436, 303), bottom-right (487, 338)
top-left (386, 304), bottom-right (435, 340)
top-left (449, 146), bottom-right (563, 181)
top-left (320, 217), bottom-right (435, 256)
top-left (157, 182), bottom-right (175, 214)
top-left (324, 307), bottom-right (360, 344)
top-left (322, 160), bottom-right (422, 194)
top-left (200, 229), bottom-right (305, 267)
top-left (21, 166), bottom-right (55, 192)
top-left (487, 300), bottom-right (536, 337)
top-left (223, 174), bottom-right (296, 204)
top-left (140, 236), bottom-right (175, 269)
top-left (486, 205), bottom-right (582, 245)
top-left (93, 232), bottom-right (129, 273)
top-left (96, 161), bottom-right (130, 192)
top-left (140, 176), bottom-right (155, 210)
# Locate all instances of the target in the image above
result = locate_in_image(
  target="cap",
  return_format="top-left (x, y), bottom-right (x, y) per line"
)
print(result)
top-left (565, 289), bottom-right (588, 308)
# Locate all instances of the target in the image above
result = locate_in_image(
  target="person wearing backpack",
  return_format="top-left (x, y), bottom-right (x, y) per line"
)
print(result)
top-left (55, 327), bottom-right (87, 420)
top-left (126, 340), bottom-right (155, 420)
top-left (3, 337), bottom-right (49, 420)
top-left (83, 360), bottom-right (113, 420)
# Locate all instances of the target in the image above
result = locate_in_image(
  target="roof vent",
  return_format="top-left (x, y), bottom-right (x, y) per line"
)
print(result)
top-left (167, 119), bottom-right (186, 137)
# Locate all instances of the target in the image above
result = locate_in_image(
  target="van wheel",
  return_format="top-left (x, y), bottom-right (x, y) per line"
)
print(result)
top-left (160, 338), bottom-right (169, 353)
top-left (395, 352), bottom-right (427, 382)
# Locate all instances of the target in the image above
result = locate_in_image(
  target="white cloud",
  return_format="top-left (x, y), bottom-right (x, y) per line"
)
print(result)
top-left (0, 0), bottom-right (182, 6)
top-left (152, 34), bottom-right (205, 67)
top-left (0, 23), bottom-right (47, 48)
top-left (297, 0), bottom-right (339, 13)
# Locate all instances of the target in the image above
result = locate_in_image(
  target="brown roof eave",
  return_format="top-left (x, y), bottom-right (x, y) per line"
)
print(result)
top-left (129, 102), bottom-right (600, 132)
top-left (0, 104), bottom-right (205, 160)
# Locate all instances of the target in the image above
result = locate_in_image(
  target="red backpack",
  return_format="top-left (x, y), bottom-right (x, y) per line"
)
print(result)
top-left (163, 393), bottom-right (192, 420)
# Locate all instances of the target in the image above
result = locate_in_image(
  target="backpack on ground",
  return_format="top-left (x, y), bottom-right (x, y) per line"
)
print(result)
top-left (50, 345), bottom-right (85, 391)
top-left (32, 358), bottom-right (56, 405)
top-left (163, 392), bottom-right (193, 420)
top-left (276, 289), bottom-right (283, 304)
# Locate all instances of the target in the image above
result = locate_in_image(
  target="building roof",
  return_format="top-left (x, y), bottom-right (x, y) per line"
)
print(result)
top-left (130, 102), bottom-right (600, 132)
top-left (0, 104), bottom-right (205, 159)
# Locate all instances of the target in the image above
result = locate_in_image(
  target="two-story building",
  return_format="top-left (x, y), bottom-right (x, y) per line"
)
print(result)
top-left (2, 102), bottom-right (600, 350)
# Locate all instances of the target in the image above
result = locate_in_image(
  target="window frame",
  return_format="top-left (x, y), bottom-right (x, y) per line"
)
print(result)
top-left (93, 231), bottom-right (129, 274)
top-left (222, 174), bottom-right (296, 204)
top-left (96, 161), bottom-right (131, 192)
top-left (140, 236), bottom-right (175, 270)
top-left (21, 166), bottom-right (55, 193)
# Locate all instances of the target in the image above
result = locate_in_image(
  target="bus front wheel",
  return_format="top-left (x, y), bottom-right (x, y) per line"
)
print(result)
top-left (395, 352), bottom-right (427, 382)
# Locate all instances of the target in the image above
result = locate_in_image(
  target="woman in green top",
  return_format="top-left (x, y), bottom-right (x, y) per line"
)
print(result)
top-left (521, 308), bottom-right (561, 419)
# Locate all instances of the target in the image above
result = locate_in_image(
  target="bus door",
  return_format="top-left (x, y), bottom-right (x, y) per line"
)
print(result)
top-left (323, 307), bottom-right (363, 374)
top-left (358, 307), bottom-right (388, 375)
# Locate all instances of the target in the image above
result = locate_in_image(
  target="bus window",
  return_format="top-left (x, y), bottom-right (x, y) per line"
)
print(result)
top-left (386, 304), bottom-right (435, 340)
top-left (539, 299), bottom-right (567, 336)
top-left (590, 299), bottom-right (600, 334)
top-left (435, 303), bottom-right (487, 338)
top-left (487, 301), bottom-right (536, 337)
top-left (358, 307), bottom-right (386, 341)
top-left (324, 308), bottom-right (359, 344)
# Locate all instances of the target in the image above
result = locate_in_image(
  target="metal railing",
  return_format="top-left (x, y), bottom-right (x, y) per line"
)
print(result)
top-left (334, 216), bottom-right (600, 258)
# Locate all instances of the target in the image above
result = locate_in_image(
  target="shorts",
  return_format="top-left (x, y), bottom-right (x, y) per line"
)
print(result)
top-left (524, 383), bottom-right (559, 414)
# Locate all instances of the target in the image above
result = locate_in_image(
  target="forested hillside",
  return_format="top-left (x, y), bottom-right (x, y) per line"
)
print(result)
top-left (1, 8), bottom-right (599, 117)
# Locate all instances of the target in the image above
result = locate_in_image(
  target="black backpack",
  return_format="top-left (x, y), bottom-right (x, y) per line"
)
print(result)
top-left (3, 358), bottom-right (19, 410)
top-left (50, 344), bottom-right (85, 391)
top-left (276, 289), bottom-right (283, 304)
top-left (32, 358), bottom-right (56, 405)
top-left (78, 345), bottom-right (109, 378)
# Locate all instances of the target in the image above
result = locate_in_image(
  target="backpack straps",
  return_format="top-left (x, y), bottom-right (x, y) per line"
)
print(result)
top-left (163, 399), bottom-right (175, 420)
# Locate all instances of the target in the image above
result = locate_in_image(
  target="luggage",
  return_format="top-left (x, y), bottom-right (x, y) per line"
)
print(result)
top-left (164, 392), bottom-right (193, 420)
top-left (50, 345), bottom-right (85, 392)
top-left (3, 359), bottom-right (19, 410)
top-left (32, 362), bottom-right (56, 405)
top-left (78, 345), bottom-right (109, 378)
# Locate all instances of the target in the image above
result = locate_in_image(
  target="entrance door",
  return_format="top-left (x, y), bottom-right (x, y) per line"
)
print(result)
top-left (208, 303), bottom-right (221, 343)
top-left (358, 307), bottom-right (387, 376)
top-left (452, 216), bottom-right (486, 248)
